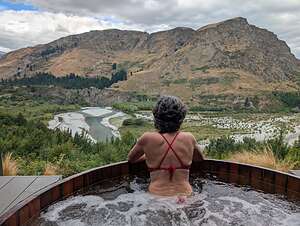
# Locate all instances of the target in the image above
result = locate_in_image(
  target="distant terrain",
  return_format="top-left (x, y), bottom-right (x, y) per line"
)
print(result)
top-left (0, 51), bottom-right (5, 58)
top-left (1, 17), bottom-right (299, 178)
top-left (1, 17), bottom-right (300, 110)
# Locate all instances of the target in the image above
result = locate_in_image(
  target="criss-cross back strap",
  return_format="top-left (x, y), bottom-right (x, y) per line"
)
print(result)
top-left (156, 131), bottom-right (185, 169)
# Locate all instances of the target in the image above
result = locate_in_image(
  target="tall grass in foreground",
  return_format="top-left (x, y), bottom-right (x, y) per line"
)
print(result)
top-left (206, 134), bottom-right (300, 172)
top-left (43, 163), bottom-right (58, 175)
top-left (2, 152), bottom-right (17, 176)
top-left (229, 148), bottom-right (293, 172)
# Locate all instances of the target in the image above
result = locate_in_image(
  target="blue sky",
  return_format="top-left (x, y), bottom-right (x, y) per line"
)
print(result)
top-left (0, 0), bottom-right (36, 11)
top-left (0, 0), bottom-right (299, 58)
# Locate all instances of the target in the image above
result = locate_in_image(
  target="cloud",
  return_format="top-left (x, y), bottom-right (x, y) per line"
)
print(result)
top-left (1, 0), bottom-right (300, 58)
top-left (0, 10), bottom-right (145, 52)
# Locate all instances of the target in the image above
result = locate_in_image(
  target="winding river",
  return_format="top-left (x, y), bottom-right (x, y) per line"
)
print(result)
top-left (48, 107), bottom-right (127, 143)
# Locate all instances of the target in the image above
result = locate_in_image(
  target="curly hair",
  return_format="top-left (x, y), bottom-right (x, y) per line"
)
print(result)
top-left (152, 95), bottom-right (187, 133)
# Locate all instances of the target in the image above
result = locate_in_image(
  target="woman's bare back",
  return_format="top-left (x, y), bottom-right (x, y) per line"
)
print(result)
top-left (128, 131), bottom-right (203, 196)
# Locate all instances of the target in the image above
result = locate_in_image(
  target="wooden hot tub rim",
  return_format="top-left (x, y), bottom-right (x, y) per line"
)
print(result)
top-left (0, 159), bottom-right (299, 226)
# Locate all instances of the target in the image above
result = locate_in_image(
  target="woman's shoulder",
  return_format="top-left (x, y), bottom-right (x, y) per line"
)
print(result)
top-left (139, 131), bottom-right (195, 142)
top-left (138, 132), bottom-right (159, 143)
top-left (179, 131), bottom-right (195, 139)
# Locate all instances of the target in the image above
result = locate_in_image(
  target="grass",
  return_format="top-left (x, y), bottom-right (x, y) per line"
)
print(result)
top-left (228, 148), bottom-right (293, 172)
top-left (112, 101), bottom-right (155, 113)
top-left (109, 116), bottom-right (130, 128)
top-left (181, 124), bottom-right (243, 141)
top-left (2, 153), bottom-right (17, 176)
top-left (120, 121), bottom-right (154, 138)
top-left (43, 163), bottom-right (59, 175)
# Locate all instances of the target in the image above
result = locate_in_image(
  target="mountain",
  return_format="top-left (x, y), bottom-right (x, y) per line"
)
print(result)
top-left (0, 17), bottom-right (299, 108)
top-left (0, 51), bottom-right (5, 58)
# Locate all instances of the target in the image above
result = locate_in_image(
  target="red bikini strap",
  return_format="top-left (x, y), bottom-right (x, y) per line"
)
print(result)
top-left (157, 132), bottom-right (180, 168)
top-left (160, 132), bottom-right (186, 168)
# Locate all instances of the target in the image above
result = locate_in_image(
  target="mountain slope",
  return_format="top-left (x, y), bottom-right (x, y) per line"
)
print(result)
top-left (0, 51), bottom-right (5, 58)
top-left (0, 17), bottom-right (299, 106)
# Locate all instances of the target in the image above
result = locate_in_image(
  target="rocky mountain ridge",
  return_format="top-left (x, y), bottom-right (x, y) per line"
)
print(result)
top-left (0, 17), bottom-right (299, 107)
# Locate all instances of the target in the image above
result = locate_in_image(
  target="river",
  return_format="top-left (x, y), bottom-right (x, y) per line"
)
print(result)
top-left (48, 107), bottom-right (127, 143)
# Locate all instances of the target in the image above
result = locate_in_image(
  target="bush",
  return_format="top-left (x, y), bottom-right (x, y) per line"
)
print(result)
top-left (112, 103), bottom-right (138, 113)
top-left (122, 118), bottom-right (146, 126)
top-left (285, 147), bottom-right (300, 168)
top-left (206, 136), bottom-right (236, 159)
top-left (267, 131), bottom-right (289, 160)
top-left (273, 91), bottom-right (300, 109)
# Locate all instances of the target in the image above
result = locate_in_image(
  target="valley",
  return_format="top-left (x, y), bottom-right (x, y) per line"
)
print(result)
top-left (0, 17), bottom-right (300, 177)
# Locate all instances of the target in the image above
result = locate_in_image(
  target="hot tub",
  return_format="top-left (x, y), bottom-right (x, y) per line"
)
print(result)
top-left (0, 160), bottom-right (299, 225)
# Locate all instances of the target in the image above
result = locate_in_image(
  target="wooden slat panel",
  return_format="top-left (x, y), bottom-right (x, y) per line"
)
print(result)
top-left (0, 177), bottom-right (36, 215)
top-left (7, 176), bottom-right (60, 212)
top-left (0, 177), bottom-right (14, 190)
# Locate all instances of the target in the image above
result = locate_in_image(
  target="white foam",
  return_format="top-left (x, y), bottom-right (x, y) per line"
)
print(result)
top-left (39, 179), bottom-right (300, 226)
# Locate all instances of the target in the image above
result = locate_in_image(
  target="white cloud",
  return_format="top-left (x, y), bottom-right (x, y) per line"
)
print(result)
top-left (2, 0), bottom-right (300, 57)
top-left (0, 10), bottom-right (144, 52)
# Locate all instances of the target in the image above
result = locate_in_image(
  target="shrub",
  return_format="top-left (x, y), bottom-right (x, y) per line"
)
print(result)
top-left (112, 102), bottom-right (138, 113)
top-left (122, 118), bottom-right (146, 126)
top-left (206, 136), bottom-right (236, 159)
top-left (267, 131), bottom-right (289, 160)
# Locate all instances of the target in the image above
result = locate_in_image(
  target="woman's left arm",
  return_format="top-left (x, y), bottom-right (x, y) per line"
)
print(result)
top-left (128, 133), bottom-right (147, 163)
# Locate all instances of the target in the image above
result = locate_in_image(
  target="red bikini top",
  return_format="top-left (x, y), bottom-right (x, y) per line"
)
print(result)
top-left (148, 131), bottom-right (190, 181)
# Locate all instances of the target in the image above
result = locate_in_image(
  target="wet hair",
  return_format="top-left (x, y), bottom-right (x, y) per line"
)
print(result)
top-left (152, 95), bottom-right (187, 133)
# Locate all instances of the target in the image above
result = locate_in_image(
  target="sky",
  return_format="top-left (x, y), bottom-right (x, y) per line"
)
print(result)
top-left (0, 0), bottom-right (299, 58)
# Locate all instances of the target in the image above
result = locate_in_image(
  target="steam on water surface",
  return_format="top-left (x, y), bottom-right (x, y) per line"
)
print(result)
top-left (34, 176), bottom-right (300, 226)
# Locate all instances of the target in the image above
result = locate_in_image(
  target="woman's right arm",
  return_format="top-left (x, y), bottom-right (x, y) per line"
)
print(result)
top-left (128, 133), bottom-right (147, 163)
top-left (192, 135), bottom-right (205, 161)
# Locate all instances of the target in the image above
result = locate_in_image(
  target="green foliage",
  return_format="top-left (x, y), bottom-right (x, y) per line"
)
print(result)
top-left (0, 90), bottom-right (80, 122)
top-left (173, 78), bottom-right (187, 84)
top-left (189, 105), bottom-right (227, 112)
top-left (206, 132), bottom-right (300, 168)
top-left (122, 118), bottom-right (146, 126)
top-left (206, 136), bottom-right (236, 159)
top-left (0, 113), bottom-right (137, 177)
top-left (191, 65), bottom-right (209, 72)
top-left (266, 131), bottom-right (289, 160)
top-left (111, 69), bottom-right (127, 83)
top-left (273, 91), bottom-right (300, 109)
top-left (1, 70), bottom-right (128, 89)
top-left (285, 147), bottom-right (300, 168)
top-left (112, 103), bottom-right (138, 113)
top-left (112, 101), bottom-right (154, 113)
top-left (189, 75), bottom-right (238, 88)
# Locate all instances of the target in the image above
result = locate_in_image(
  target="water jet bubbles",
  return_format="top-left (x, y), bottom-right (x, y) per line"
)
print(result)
top-left (37, 177), bottom-right (300, 226)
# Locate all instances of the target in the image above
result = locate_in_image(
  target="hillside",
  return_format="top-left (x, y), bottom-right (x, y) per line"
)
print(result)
top-left (0, 17), bottom-right (299, 109)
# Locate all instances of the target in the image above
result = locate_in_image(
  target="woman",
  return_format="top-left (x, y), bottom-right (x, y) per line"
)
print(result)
top-left (128, 95), bottom-right (204, 197)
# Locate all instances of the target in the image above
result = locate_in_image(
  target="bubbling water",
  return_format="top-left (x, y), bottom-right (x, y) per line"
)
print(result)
top-left (34, 176), bottom-right (300, 226)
